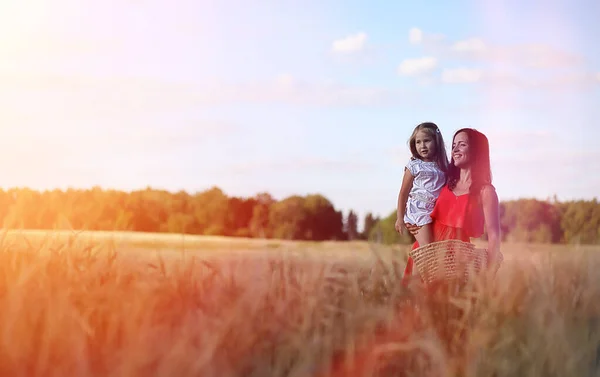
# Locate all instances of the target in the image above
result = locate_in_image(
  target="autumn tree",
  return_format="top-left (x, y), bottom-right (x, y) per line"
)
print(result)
top-left (499, 199), bottom-right (562, 243)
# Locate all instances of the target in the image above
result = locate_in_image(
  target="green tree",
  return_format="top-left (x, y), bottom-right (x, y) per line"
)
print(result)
top-left (344, 210), bottom-right (359, 241)
top-left (303, 194), bottom-right (344, 241)
top-left (369, 211), bottom-right (414, 245)
top-left (249, 192), bottom-right (274, 238)
top-left (559, 199), bottom-right (600, 244)
top-left (268, 196), bottom-right (308, 240)
top-left (361, 212), bottom-right (378, 240)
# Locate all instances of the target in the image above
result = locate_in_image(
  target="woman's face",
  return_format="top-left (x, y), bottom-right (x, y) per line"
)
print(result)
top-left (452, 131), bottom-right (470, 167)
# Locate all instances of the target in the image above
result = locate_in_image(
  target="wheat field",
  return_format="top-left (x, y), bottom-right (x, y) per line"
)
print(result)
top-left (0, 229), bottom-right (599, 377)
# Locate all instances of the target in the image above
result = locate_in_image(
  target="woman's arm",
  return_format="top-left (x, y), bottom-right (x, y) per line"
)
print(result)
top-left (481, 185), bottom-right (501, 259)
top-left (395, 168), bottom-right (414, 232)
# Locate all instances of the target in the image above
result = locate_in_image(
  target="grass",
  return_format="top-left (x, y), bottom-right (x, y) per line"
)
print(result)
top-left (0, 229), bottom-right (599, 376)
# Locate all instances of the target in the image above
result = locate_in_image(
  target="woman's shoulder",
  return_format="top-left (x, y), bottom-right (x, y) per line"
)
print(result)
top-left (479, 183), bottom-right (498, 202)
top-left (479, 183), bottom-right (497, 194)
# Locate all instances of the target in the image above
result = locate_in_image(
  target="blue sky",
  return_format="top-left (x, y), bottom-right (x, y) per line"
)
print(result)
top-left (1, 0), bottom-right (599, 221)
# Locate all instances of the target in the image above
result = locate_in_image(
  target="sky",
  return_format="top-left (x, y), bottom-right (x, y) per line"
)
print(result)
top-left (1, 0), bottom-right (599, 221)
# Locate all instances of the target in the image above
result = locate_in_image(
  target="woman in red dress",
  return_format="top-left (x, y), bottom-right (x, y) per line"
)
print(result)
top-left (401, 128), bottom-right (501, 285)
top-left (322, 129), bottom-right (502, 377)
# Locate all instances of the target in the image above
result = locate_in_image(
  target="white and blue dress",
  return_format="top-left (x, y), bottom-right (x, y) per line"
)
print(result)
top-left (403, 158), bottom-right (446, 227)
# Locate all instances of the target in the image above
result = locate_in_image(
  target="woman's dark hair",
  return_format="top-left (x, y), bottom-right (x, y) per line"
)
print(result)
top-left (447, 128), bottom-right (492, 196)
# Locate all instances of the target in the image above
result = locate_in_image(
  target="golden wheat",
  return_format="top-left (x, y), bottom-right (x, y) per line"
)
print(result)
top-left (0, 230), bottom-right (598, 376)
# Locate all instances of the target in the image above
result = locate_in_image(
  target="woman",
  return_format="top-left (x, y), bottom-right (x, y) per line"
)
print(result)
top-left (322, 129), bottom-right (502, 377)
top-left (400, 128), bottom-right (501, 285)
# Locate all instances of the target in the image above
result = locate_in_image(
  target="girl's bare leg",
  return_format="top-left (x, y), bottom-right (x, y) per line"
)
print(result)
top-left (414, 223), bottom-right (433, 246)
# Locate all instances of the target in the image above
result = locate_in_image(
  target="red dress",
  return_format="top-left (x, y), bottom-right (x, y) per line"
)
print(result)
top-left (401, 184), bottom-right (485, 285)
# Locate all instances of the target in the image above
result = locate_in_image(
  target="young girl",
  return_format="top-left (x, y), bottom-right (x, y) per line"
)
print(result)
top-left (395, 122), bottom-right (449, 246)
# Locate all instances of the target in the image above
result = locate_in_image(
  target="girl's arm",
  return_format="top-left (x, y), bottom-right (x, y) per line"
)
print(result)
top-left (396, 168), bottom-right (414, 223)
top-left (481, 185), bottom-right (501, 260)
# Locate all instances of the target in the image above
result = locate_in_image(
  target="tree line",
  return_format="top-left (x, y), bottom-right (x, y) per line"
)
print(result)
top-left (0, 187), bottom-right (598, 244)
top-left (0, 186), bottom-right (376, 241)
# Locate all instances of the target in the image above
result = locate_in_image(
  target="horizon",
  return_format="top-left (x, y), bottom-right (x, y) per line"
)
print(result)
top-left (0, 182), bottom-right (594, 216)
top-left (1, 0), bottom-right (599, 221)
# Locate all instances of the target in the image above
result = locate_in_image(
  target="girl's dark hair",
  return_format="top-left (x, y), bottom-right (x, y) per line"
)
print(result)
top-left (408, 122), bottom-right (449, 173)
top-left (447, 128), bottom-right (493, 196)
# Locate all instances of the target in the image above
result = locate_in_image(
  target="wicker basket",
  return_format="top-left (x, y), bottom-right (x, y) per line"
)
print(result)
top-left (408, 239), bottom-right (502, 285)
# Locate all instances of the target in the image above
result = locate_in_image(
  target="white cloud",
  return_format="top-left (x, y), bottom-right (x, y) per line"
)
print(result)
top-left (479, 71), bottom-right (600, 90)
top-left (331, 32), bottom-right (367, 53)
top-left (408, 28), bottom-right (422, 44)
top-left (397, 57), bottom-right (437, 76)
top-left (441, 68), bottom-right (482, 84)
top-left (400, 28), bottom-right (596, 89)
top-left (451, 38), bottom-right (486, 53)
top-left (446, 38), bottom-right (582, 70)
top-left (518, 44), bottom-right (583, 69)
top-left (407, 28), bottom-right (446, 47)
top-left (411, 28), bottom-right (585, 71)
top-left (438, 69), bottom-right (600, 89)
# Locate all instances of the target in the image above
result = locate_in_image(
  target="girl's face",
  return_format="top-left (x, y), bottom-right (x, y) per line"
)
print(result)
top-left (415, 130), bottom-right (436, 161)
top-left (452, 131), bottom-right (470, 167)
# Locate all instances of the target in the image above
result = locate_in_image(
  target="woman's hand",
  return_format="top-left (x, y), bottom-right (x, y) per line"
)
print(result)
top-left (404, 222), bottom-right (421, 235)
